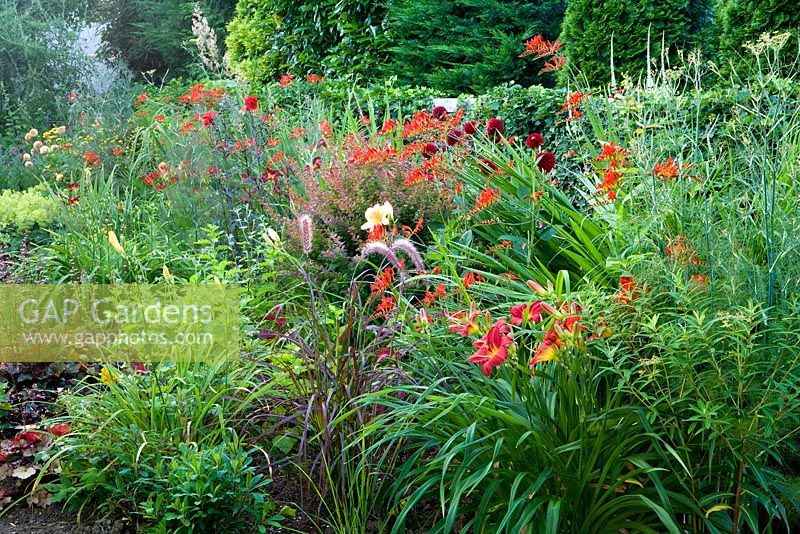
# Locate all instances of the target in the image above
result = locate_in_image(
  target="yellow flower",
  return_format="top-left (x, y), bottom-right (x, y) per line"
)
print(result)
top-left (162, 264), bottom-right (173, 283)
top-left (361, 201), bottom-right (394, 231)
top-left (263, 227), bottom-right (281, 246)
top-left (100, 367), bottom-right (117, 384)
top-left (107, 230), bottom-right (125, 256)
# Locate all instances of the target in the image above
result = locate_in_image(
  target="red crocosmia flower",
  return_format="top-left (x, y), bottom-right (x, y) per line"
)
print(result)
top-left (306, 73), bottom-right (324, 83)
top-left (84, 152), bottom-right (101, 167)
top-left (244, 95), bottom-right (259, 112)
top-left (49, 423), bottom-right (71, 437)
top-left (462, 271), bottom-right (478, 288)
top-left (469, 319), bottom-right (514, 376)
top-left (154, 114), bottom-right (165, 123)
top-left (486, 118), bottom-right (505, 140)
top-left (422, 142), bottom-right (438, 159)
top-left (540, 55), bottom-right (566, 73)
top-left (463, 121), bottom-right (478, 135)
top-left (279, 73), bottom-right (294, 87)
top-left (432, 106), bottom-right (448, 120)
top-left (380, 119), bottom-right (397, 135)
top-left (135, 92), bottom-right (148, 106)
top-left (201, 110), bottom-right (216, 126)
top-left (376, 295), bottom-right (396, 315)
top-left (368, 224), bottom-right (387, 241)
top-left (476, 186), bottom-right (500, 209)
top-left (520, 35), bottom-right (562, 58)
top-left (112, 147), bottom-right (124, 156)
top-left (536, 151), bottom-right (556, 173)
top-left (68, 196), bottom-right (79, 205)
top-left (617, 275), bottom-right (638, 303)
top-left (371, 267), bottom-right (395, 295)
top-left (690, 273), bottom-right (709, 286)
top-left (654, 157), bottom-right (679, 180)
top-left (446, 129), bottom-right (464, 146)
top-left (509, 300), bottom-right (545, 326)
top-left (525, 133), bottom-right (544, 150)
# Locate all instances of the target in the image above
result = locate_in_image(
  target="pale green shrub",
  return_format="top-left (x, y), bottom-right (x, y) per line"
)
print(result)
top-left (0, 185), bottom-right (58, 230)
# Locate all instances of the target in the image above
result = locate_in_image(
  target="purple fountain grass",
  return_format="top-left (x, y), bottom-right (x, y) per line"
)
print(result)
top-left (391, 238), bottom-right (426, 272)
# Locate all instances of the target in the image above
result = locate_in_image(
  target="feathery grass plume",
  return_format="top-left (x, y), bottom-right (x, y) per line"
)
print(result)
top-left (361, 241), bottom-right (402, 270)
top-left (391, 238), bottom-right (426, 271)
top-left (191, 3), bottom-right (223, 74)
top-left (298, 214), bottom-right (314, 255)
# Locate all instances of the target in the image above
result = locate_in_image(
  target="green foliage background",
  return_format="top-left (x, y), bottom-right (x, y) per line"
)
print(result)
top-left (94, 0), bottom-right (236, 78)
top-left (559, 0), bottom-right (712, 85)
top-left (225, 0), bottom-right (388, 84)
top-left (381, 0), bottom-right (565, 93)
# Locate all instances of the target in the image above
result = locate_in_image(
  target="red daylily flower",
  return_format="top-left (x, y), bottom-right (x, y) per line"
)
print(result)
top-left (469, 319), bottom-right (514, 376)
top-left (447, 302), bottom-right (482, 337)
top-left (243, 95), bottom-right (258, 112)
top-left (509, 300), bottom-right (545, 326)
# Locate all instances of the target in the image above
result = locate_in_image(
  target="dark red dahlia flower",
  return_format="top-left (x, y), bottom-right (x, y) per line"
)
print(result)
top-left (432, 106), bottom-right (448, 120)
top-left (536, 151), bottom-right (556, 173)
top-left (463, 121), bottom-right (478, 135)
top-left (422, 142), bottom-right (438, 159)
top-left (446, 129), bottom-right (464, 146)
top-left (486, 118), bottom-right (505, 140)
top-left (525, 133), bottom-right (543, 150)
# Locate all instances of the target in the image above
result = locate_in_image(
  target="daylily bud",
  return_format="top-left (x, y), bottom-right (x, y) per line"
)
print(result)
top-left (162, 264), bottom-right (173, 283)
top-left (107, 230), bottom-right (125, 256)
top-left (526, 279), bottom-right (547, 295)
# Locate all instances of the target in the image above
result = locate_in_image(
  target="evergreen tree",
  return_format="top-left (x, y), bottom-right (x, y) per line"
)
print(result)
top-left (717, 0), bottom-right (800, 71)
top-left (383, 0), bottom-right (565, 94)
top-left (559, 0), bottom-right (711, 86)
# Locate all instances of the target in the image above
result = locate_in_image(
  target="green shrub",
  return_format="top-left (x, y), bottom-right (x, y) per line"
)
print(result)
top-left (598, 279), bottom-right (800, 529)
top-left (45, 361), bottom-right (279, 529)
top-left (460, 83), bottom-right (567, 147)
top-left (140, 436), bottom-right (279, 533)
top-left (383, 0), bottom-right (564, 93)
top-left (226, 0), bottom-right (387, 84)
top-left (0, 185), bottom-right (58, 231)
top-left (559, 0), bottom-right (711, 86)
